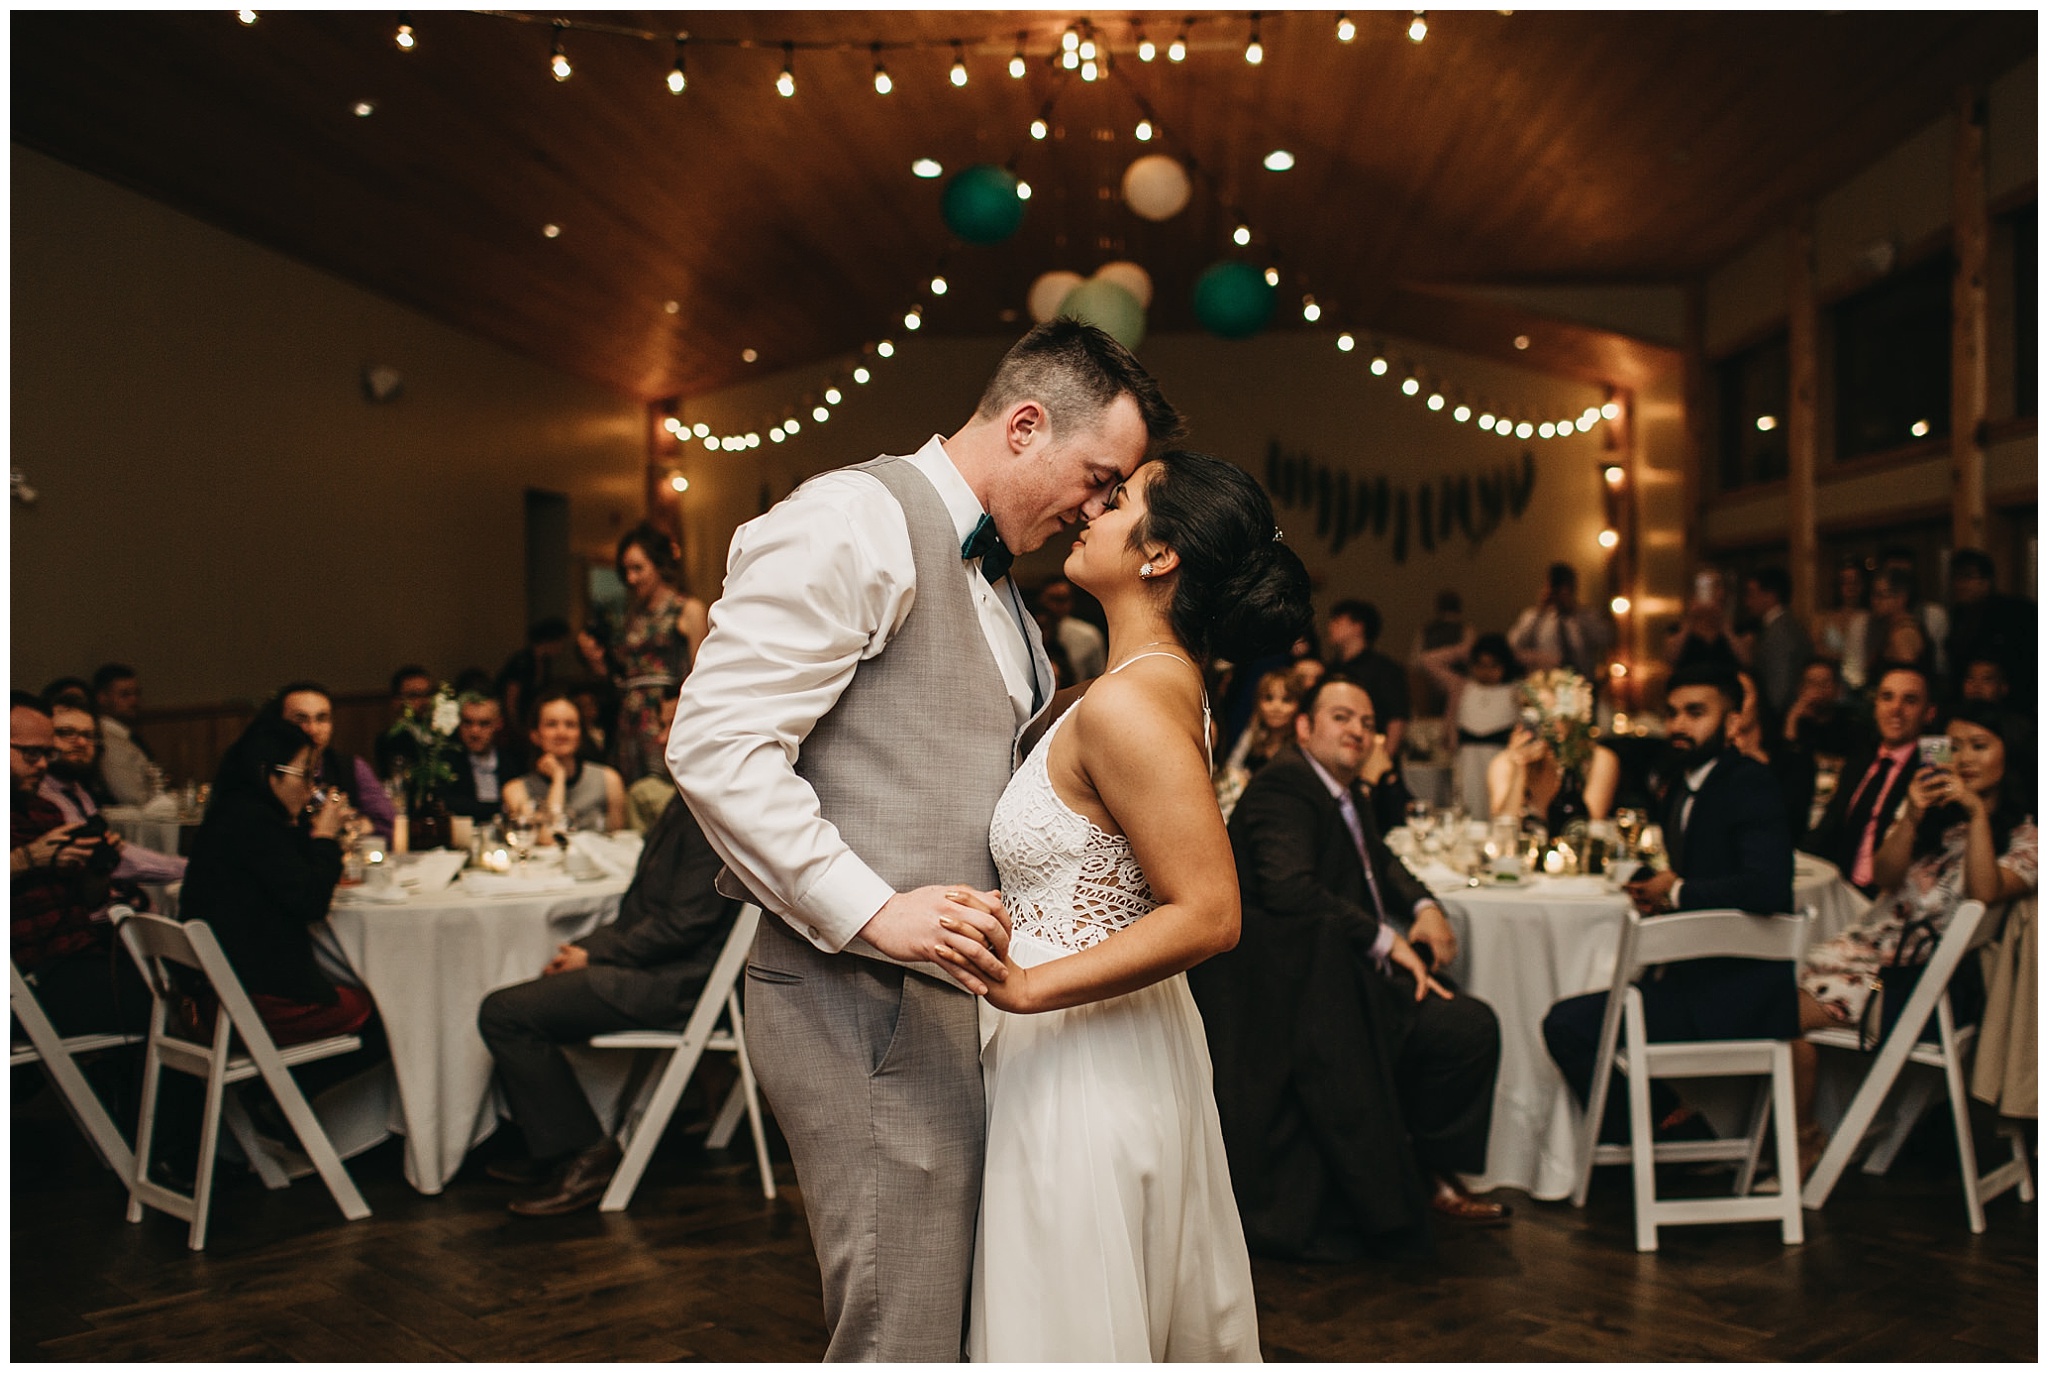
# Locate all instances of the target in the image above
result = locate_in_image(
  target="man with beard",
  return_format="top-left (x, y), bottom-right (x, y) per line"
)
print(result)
top-left (39, 691), bottom-right (187, 886)
top-left (1541, 662), bottom-right (1796, 1139)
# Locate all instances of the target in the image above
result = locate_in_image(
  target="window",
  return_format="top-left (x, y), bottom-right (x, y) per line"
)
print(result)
top-left (1714, 333), bottom-right (1789, 490)
top-left (2013, 203), bottom-right (2036, 418)
top-left (1831, 252), bottom-right (1952, 461)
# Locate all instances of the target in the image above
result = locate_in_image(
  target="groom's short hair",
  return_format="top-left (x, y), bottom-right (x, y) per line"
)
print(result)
top-left (975, 319), bottom-right (1184, 448)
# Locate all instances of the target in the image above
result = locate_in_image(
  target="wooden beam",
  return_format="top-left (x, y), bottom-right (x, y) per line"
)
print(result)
top-left (1680, 282), bottom-right (1709, 592)
top-left (1786, 205), bottom-right (1819, 625)
top-left (1951, 85), bottom-right (1990, 553)
top-left (1371, 285), bottom-right (1681, 392)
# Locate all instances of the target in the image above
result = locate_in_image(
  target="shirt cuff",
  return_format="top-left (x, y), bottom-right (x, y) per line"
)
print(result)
top-left (1668, 878), bottom-right (1684, 910)
top-left (1368, 921), bottom-right (1396, 966)
top-left (791, 850), bottom-right (898, 954)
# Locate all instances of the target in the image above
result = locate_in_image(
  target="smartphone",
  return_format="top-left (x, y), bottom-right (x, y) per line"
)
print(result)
top-left (74, 812), bottom-right (108, 842)
top-left (1917, 735), bottom-right (1953, 769)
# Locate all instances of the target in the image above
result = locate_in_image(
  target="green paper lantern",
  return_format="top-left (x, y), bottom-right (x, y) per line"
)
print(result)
top-left (941, 164), bottom-right (1025, 244)
top-left (1191, 260), bottom-right (1276, 340)
top-left (1058, 278), bottom-right (1146, 351)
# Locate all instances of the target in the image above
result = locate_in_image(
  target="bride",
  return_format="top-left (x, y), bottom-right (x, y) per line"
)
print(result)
top-left (938, 450), bottom-right (1310, 1362)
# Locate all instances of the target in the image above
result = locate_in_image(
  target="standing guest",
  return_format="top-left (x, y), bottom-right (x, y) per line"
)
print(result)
top-left (1326, 599), bottom-right (1411, 763)
top-left (1409, 589), bottom-right (1474, 717)
top-left (274, 683), bottom-right (396, 840)
top-left (1814, 560), bottom-right (1873, 692)
top-left (1801, 664), bottom-right (1937, 896)
top-left (1510, 563), bottom-right (1613, 682)
top-left (92, 664), bottom-right (153, 806)
top-left (1035, 577), bottom-right (1107, 681)
top-left (1867, 563), bottom-right (1939, 685)
top-left (1878, 546), bottom-right (1949, 676)
top-left (569, 683), bottom-right (614, 765)
top-left (497, 617), bottom-right (576, 737)
top-left (582, 523), bottom-right (707, 784)
top-left (1542, 663), bottom-right (1796, 1141)
top-left (1418, 632), bottom-right (1523, 819)
top-left (625, 688), bottom-right (683, 832)
top-left (502, 688), bottom-right (626, 834)
top-left (1945, 548), bottom-right (2035, 703)
top-left (477, 788), bottom-right (742, 1214)
top-left (1664, 568), bottom-right (1741, 672)
top-left (372, 665), bottom-right (436, 779)
top-left (440, 693), bottom-right (525, 823)
top-left (41, 692), bottom-right (186, 885)
top-left (1729, 671), bottom-right (1818, 843)
top-left (12, 692), bottom-right (146, 1038)
top-left (1740, 566), bottom-right (1813, 727)
top-left (1959, 655), bottom-right (2014, 709)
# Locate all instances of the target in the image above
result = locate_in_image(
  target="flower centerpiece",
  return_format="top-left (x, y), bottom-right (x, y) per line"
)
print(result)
top-left (1516, 668), bottom-right (1595, 774)
top-left (383, 684), bottom-right (465, 848)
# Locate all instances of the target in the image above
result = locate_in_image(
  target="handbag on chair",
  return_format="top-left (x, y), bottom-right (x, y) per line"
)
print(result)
top-left (1858, 916), bottom-right (1984, 1050)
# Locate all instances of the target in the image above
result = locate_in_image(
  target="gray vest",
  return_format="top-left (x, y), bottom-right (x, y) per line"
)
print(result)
top-left (794, 456), bottom-right (1022, 898)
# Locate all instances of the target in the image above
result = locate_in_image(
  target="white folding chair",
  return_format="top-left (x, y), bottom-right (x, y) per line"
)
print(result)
top-left (113, 909), bottom-right (372, 1250)
top-left (11, 959), bottom-right (143, 1183)
top-left (1801, 899), bottom-right (2035, 1233)
top-left (589, 903), bottom-right (776, 1212)
top-left (1570, 906), bottom-right (1812, 1252)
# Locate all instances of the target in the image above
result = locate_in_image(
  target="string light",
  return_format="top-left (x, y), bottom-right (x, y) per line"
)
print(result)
top-left (904, 307), bottom-right (922, 331)
top-left (1030, 118), bottom-right (1048, 140)
top-left (877, 340), bottom-right (895, 358)
top-left (1082, 58), bottom-right (1099, 82)
top-left (1602, 400), bottom-right (1622, 420)
top-left (1370, 356), bottom-right (1390, 376)
top-left (1233, 224), bottom-right (1252, 246)
top-left (550, 22), bottom-right (572, 81)
top-left (824, 386), bottom-right (843, 404)
top-left (1598, 528), bottom-right (1620, 549)
top-left (1245, 13), bottom-right (1264, 64)
top-left (1009, 33), bottom-right (1027, 78)
top-left (813, 405), bottom-right (831, 422)
top-left (911, 157), bottom-right (942, 178)
top-left (1137, 26), bottom-right (1156, 61)
top-left (871, 44), bottom-right (892, 94)
top-left (1478, 411), bottom-right (1495, 428)
top-left (237, 9), bottom-right (257, 24)
top-left (1015, 179), bottom-right (1032, 200)
top-left (692, 423), bottom-right (709, 437)
top-left (1409, 10), bottom-right (1429, 43)
top-left (1538, 422), bottom-right (1555, 438)
top-left (770, 429), bottom-right (787, 443)
top-left (1336, 13), bottom-right (1356, 42)
top-left (776, 43), bottom-right (795, 98)
top-left (1604, 465), bottom-right (1625, 486)
top-left (1611, 595), bottom-right (1631, 614)
top-left (1264, 266), bottom-right (1280, 286)
top-left (1063, 48), bottom-right (1080, 70)
top-left (1061, 28), bottom-right (1080, 53)
top-left (1515, 421), bottom-right (1534, 439)
top-left (1169, 24), bottom-right (1189, 61)
top-left (1135, 119), bottom-right (1154, 141)
top-left (1427, 393), bottom-right (1445, 411)
top-left (929, 274), bottom-right (948, 296)
top-left (663, 417), bottom-right (682, 433)
top-left (1401, 377), bottom-right (1421, 397)
top-left (853, 366), bottom-right (871, 384)
top-left (1337, 333), bottom-right (1355, 352)
top-left (669, 474), bottom-right (689, 492)
top-left (950, 41), bottom-right (968, 87)
top-left (1453, 405), bottom-right (1472, 422)
top-left (667, 35), bottom-right (687, 92)
top-left (1301, 296), bottom-right (1321, 323)
top-left (1078, 36), bottom-right (1097, 61)
top-left (395, 13), bottom-right (416, 50)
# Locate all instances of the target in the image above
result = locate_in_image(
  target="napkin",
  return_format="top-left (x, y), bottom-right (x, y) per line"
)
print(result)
top-left (140, 794), bottom-right (183, 819)
top-left (398, 849), bottom-right (468, 894)
top-left (567, 832), bottom-right (640, 881)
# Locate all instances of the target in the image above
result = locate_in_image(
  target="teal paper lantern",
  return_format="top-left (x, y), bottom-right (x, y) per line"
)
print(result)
top-left (941, 164), bottom-right (1025, 244)
top-left (1058, 278), bottom-right (1146, 351)
top-left (1191, 260), bottom-right (1277, 339)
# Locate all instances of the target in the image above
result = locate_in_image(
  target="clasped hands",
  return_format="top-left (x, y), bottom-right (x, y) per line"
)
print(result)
top-left (859, 883), bottom-right (1018, 1002)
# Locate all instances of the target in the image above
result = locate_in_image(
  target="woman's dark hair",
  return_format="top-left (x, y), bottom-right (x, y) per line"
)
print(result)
top-left (212, 712), bottom-right (316, 815)
top-left (1468, 632), bottom-right (1521, 680)
top-left (1128, 451), bottom-right (1311, 663)
top-left (526, 685), bottom-right (584, 737)
top-left (616, 522), bottom-right (681, 585)
top-left (262, 681), bottom-right (364, 809)
top-left (1912, 701), bottom-right (2034, 860)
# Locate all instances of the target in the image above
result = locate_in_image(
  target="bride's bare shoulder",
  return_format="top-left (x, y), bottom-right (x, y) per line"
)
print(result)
top-left (1070, 660), bottom-right (1204, 757)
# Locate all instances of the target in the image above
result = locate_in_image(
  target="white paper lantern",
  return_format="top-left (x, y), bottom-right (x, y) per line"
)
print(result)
top-left (1121, 155), bottom-right (1192, 222)
top-left (1091, 261), bottom-right (1153, 309)
top-left (1027, 270), bottom-right (1087, 324)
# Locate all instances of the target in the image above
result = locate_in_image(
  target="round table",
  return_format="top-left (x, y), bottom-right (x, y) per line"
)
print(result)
top-left (102, 803), bottom-right (201, 857)
top-left (1414, 848), bottom-right (1868, 1200)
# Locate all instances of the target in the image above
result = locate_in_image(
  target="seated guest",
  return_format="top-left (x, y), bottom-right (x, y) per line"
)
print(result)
top-left (1418, 632), bottom-right (1523, 819)
top-left (1946, 547), bottom-right (2034, 702)
top-left (1801, 663), bottom-right (1937, 896)
top-left (1542, 664), bottom-right (1796, 1142)
top-left (1287, 653), bottom-right (1326, 697)
top-left (372, 664), bottom-right (437, 779)
top-left (1486, 725), bottom-right (1619, 823)
top-left (1958, 654), bottom-right (2014, 710)
top-left (181, 715), bottom-right (383, 1054)
top-left (571, 683), bottom-right (615, 766)
top-left (441, 693), bottom-right (525, 822)
top-left (625, 687), bottom-right (683, 833)
top-left (1191, 676), bottom-right (1509, 1258)
top-left (11, 692), bottom-right (148, 1038)
top-left (41, 691), bottom-right (187, 885)
top-left (1728, 672), bottom-right (1817, 843)
top-left (1791, 703), bottom-right (2035, 1171)
top-left (1326, 599), bottom-right (1410, 762)
top-left (1781, 657), bottom-right (1863, 759)
top-left (1663, 570), bottom-right (1740, 674)
top-left (477, 789), bottom-right (743, 1214)
top-left (275, 682), bottom-right (396, 839)
top-left (92, 663), bottom-right (154, 805)
top-left (503, 688), bottom-right (626, 834)
top-left (1214, 669), bottom-right (1300, 821)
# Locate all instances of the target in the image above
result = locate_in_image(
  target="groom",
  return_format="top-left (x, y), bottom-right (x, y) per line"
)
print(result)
top-left (670, 321), bottom-right (1181, 1361)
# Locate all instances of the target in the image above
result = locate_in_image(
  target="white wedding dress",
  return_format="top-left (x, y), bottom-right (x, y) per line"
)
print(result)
top-left (967, 689), bottom-right (1261, 1363)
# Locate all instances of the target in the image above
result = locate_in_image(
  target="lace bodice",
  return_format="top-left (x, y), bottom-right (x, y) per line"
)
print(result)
top-left (991, 707), bottom-right (1158, 954)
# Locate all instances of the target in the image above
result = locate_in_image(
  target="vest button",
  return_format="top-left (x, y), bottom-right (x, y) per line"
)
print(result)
top-left (807, 925), bottom-right (821, 941)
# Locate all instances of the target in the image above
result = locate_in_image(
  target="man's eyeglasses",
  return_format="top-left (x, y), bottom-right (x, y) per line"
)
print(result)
top-left (272, 764), bottom-right (318, 781)
top-left (10, 743), bottom-right (58, 764)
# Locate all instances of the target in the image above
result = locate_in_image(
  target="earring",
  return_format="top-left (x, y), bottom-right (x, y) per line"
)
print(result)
top-left (1139, 562), bottom-right (1154, 579)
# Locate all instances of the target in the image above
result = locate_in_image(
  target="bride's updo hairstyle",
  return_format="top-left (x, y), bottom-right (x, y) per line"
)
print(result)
top-left (1130, 450), bottom-right (1313, 663)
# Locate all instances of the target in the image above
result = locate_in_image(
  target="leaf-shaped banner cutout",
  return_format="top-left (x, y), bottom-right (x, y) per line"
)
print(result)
top-left (1392, 487), bottom-right (1410, 564)
top-left (1417, 482), bottom-right (1437, 554)
top-left (1438, 477), bottom-right (1456, 542)
top-left (1331, 469), bottom-right (1354, 554)
top-left (1454, 474), bottom-right (1474, 541)
top-left (1314, 464), bottom-right (1333, 538)
top-left (1509, 450), bottom-right (1537, 516)
top-left (1371, 476), bottom-right (1390, 538)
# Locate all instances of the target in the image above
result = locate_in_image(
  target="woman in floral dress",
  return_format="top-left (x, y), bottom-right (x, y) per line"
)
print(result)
top-left (584, 524), bottom-right (708, 783)
top-left (1791, 703), bottom-right (2036, 1168)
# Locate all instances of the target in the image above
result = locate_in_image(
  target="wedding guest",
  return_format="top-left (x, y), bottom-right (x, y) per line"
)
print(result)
top-left (1959, 655), bottom-right (2014, 709)
top-left (41, 693), bottom-right (186, 884)
top-left (1484, 683), bottom-right (1620, 827)
top-left (502, 688), bottom-right (626, 834)
top-left (497, 617), bottom-right (575, 736)
top-left (1509, 562), bottom-right (1613, 682)
top-left (1790, 703), bottom-right (2036, 1172)
top-left (570, 683), bottom-right (614, 766)
top-left (1945, 548), bottom-right (2035, 702)
top-left (1409, 589), bottom-right (1474, 716)
top-left (1868, 565), bottom-right (1937, 685)
top-left (1878, 545), bottom-right (1949, 676)
top-left (1418, 632), bottom-right (1522, 819)
top-left (1288, 654), bottom-right (1326, 697)
top-left (1740, 566), bottom-right (1812, 727)
top-left (1664, 568), bottom-right (1740, 673)
top-left (1213, 669), bottom-right (1299, 822)
top-left (1781, 658), bottom-right (1863, 759)
top-left (274, 682), bottom-right (395, 839)
top-left (625, 688), bottom-right (683, 833)
top-left (372, 664), bottom-right (436, 779)
top-left (1036, 577), bottom-right (1107, 680)
top-left (1326, 599), bottom-right (1410, 762)
top-left (1814, 560), bottom-right (1873, 692)
top-left (1801, 663), bottom-right (1937, 896)
top-left (451, 667), bottom-right (495, 699)
top-left (441, 693), bottom-right (525, 822)
top-left (477, 789), bottom-right (742, 1214)
top-left (585, 523), bottom-right (707, 784)
top-left (92, 663), bottom-right (153, 806)
top-left (1729, 671), bottom-right (1817, 843)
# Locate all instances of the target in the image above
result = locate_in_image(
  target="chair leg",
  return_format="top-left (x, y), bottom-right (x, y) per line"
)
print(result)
top-left (1770, 1044), bottom-right (1804, 1244)
top-left (190, 1061), bottom-right (231, 1251)
top-left (2011, 1125), bottom-right (2036, 1204)
top-left (728, 996), bottom-right (777, 1201)
top-left (127, 1041), bottom-right (164, 1225)
top-left (600, 1037), bottom-right (706, 1214)
top-left (1861, 1070), bottom-right (1935, 1177)
top-left (1734, 1077), bottom-right (1772, 1197)
top-left (260, 1065), bottom-right (371, 1222)
top-left (1940, 1040), bottom-right (1989, 1235)
top-left (1623, 1001), bottom-right (1659, 1253)
top-left (1803, 1023), bottom-right (1922, 1211)
top-left (705, 1078), bottom-right (746, 1150)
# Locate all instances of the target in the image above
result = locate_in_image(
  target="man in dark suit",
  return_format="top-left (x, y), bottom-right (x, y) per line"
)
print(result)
top-left (1193, 675), bottom-right (1507, 1252)
top-left (1325, 599), bottom-right (1411, 764)
top-left (1800, 662), bottom-right (1936, 896)
top-left (1740, 566), bottom-right (1812, 728)
top-left (477, 779), bottom-right (741, 1215)
top-left (440, 693), bottom-right (526, 821)
top-left (1542, 663), bottom-right (1797, 1140)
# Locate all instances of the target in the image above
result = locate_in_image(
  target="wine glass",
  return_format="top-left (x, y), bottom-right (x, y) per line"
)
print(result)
top-left (505, 818), bottom-right (535, 870)
top-left (1614, 807), bottom-right (1645, 855)
top-left (1636, 823), bottom-right (1666, 873)
top-left (1405, 799), bottom-right (1436, 849)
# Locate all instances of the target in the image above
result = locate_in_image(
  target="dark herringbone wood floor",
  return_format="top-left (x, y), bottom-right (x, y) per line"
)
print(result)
top-left (11, 1083), bottom-right (2038, 1362)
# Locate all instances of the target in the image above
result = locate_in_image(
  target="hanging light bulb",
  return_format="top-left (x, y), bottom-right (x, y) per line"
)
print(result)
top-left (853, 366), bottom-right (871, 384)
top-left (1603, 465), bottom-right (1625, 487)
top-left (904, 307), bottom-right (922, 331)
top-left (666, 35), bottom-right (687, 92)
top-left (1478, 411), bottom-right (1495, 429)
top-left (669, 474), bottom-right (689, 493)
top-left (1014, 179), bottom-right (1032, 200)
top-left (1611, 595), bottom-right (1631, 615)
top-left (1602, 400), bottom-right (1622, 420)
top-left (1453, 405), bottom-right (1472, 422)
top-left (1370, 356), bottom-right (1390, 376)
top-left (950, 41), bottom-right (968, 87)
top-left (813, 405), bottom-right (831, 423)
top-left (1078, 36), bottom-right (1097, 61)
top-left (395, 13), bottom-right (416, 50)
top-left (1169, 24), bottom-right (1189, 61)
top-left (1264, 266), bottom-right (1280, 286)
top-left (1598, 528), bottom-right (1620, 549)
top-left (747, 433), bottom-right (761, 448)
top-left (663, 416), bottom-right (682, 434)
top-left (877, 339), bottom-right (896, 358)
top-left (1062, 27), bottom-right (1080, 53)
top-left (872, 44), bottom-right (892, 94)
top-left (550, 23), bottom-right (572, 81)
top-left (1010, 32), bottom-right (1028, 78)
top-left (1337, 333), bottom-right (1356, 352)
top-left (929, 275), bottom-right (948, 296)
top-left (1135, 119), bottom-right (1154, 141)
top-left (785, 417), bottom-right (800, 434)
top-left (770, 429), bottom-right (786, 444)
top-left (1245, 13), bottom-right (1264, 64)
top-left (1401, 377), bottom-right (1421, 397)
top-left (1336, 13), bottom-right (1356, 42)
top-left (1409, 10), bottom-right (1429, 43)
top-left (1062, 48), bottom-right (1080, 70)
top-left (1030, 117), bottom-right (1048, 140)
top-left (692, 423), bottom-right (709, 438)
top-left (1428, 393), bottom-right (1446, 411)
top-left (1515, 421), bottom-right (1534, 439)
top-left (1137, 26), bottom-right (1156, 61)
top-left (824, 386), bottom-right (843, 404)
top-left (237, 9), bottom-right (258, 24)
top-left (1301, 296), bottom-right (1321, 323)
top-left (776, 43), bottom-right (796, 98)
top-left (1497, 417), bottom-right (1516, 436)
top-left (1233, 224), bottom-right (1252, 246)
top-left (1081, 58), bottom-right (1099, 82)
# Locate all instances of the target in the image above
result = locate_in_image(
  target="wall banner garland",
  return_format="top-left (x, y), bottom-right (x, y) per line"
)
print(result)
top-left (1265, 441), bottom-right (1537, 563)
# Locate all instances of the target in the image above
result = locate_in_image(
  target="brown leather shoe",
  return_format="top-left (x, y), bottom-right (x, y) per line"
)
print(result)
top-left (508, 1138), bottom-right (622, 1217)
top-left (485, 1155), bottom-right (552, 1186)
top-left (1429, 1174), bottom-right (1513, 1226)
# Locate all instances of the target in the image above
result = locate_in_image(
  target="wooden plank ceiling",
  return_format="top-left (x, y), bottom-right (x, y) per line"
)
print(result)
top-left (12, 9), bottom-right (2035, 402)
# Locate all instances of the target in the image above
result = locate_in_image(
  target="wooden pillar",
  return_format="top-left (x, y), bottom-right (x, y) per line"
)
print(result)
top-left (1952, 85), bottom-right (1990, 553)
top-left (1679, 282), bottom-right (1708, 584)
top-left (1786, 206), bottom-right (1819, 625)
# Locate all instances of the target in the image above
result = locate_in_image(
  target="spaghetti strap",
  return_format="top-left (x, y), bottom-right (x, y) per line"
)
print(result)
top-left (1105, 652), bottom-right (1213, 770)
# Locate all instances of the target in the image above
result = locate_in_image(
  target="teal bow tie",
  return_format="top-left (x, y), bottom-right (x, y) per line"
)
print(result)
top-left (962, 513), bottom-right (1013, 584)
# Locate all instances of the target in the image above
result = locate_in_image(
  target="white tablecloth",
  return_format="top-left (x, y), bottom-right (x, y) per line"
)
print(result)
top-left (1419, 849), bottom-right (1869, 1200)
top-left (317, 869), bottom-right (630, 1193)
top-left (102, 803), bottom-right (200, 856)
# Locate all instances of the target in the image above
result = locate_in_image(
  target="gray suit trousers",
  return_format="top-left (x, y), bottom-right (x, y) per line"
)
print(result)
top-left (745, 914), bottom-right (984, 1362)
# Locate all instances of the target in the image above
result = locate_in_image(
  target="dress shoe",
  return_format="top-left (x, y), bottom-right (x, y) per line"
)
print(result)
top-left (1429, 1174), bottom-right (1512, 1226)
top-left (485, 1155), bottom-right (553, 1186)
top-left (508, 1138), bottom-right (622, 1217)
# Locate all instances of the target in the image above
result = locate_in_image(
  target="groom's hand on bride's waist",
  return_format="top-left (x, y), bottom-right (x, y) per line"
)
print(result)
top-left (859, 885), bottom-right (1011, 995)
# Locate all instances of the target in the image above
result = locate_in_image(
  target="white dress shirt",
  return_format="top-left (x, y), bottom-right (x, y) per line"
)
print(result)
top-left (97, 716), bottom-right (152, 806)
top-left (669, 436), bottom-right (1050, 956)
top-left (1668, 755), bottom-right (1719, 908)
